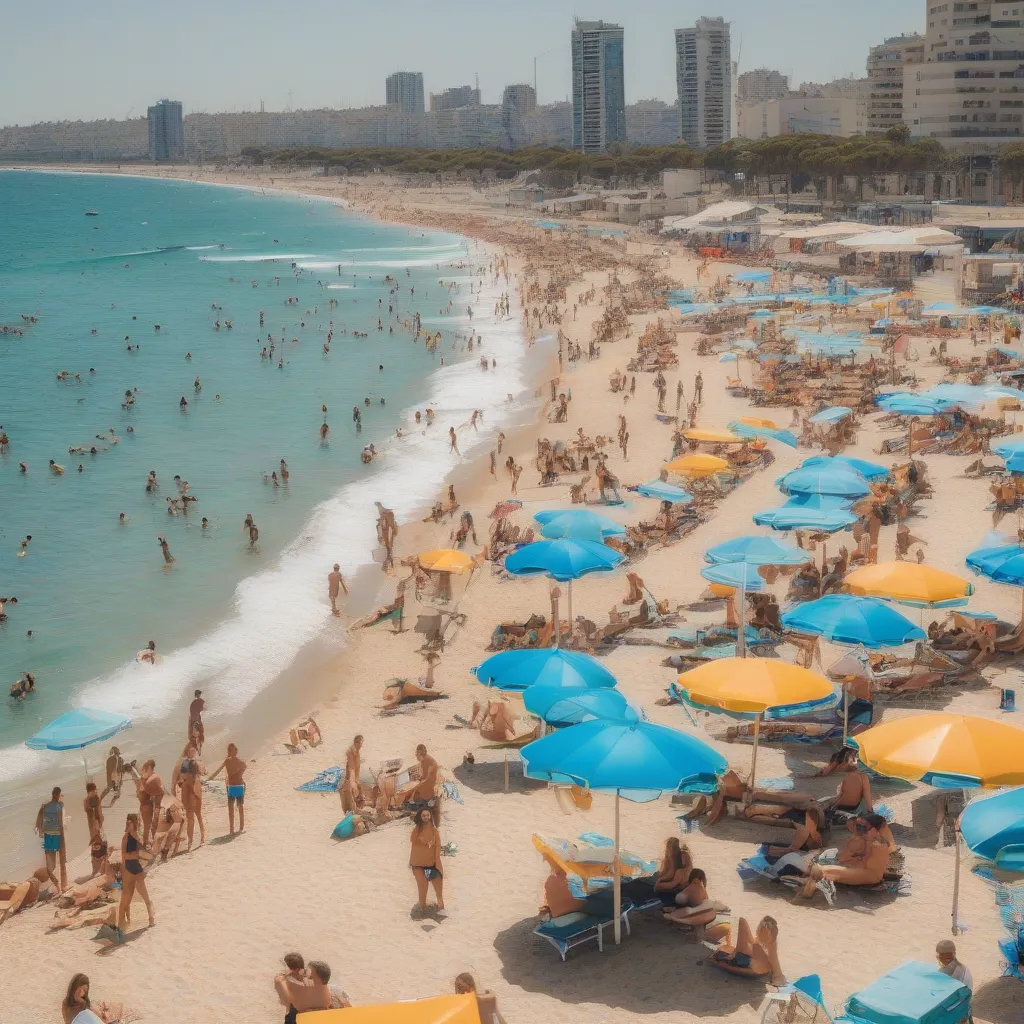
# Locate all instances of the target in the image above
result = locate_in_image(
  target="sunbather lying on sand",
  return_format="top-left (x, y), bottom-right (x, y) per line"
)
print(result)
top-left (469, 699), bottom-right (518, 742)
top-left (709, 916), bottom-right (784, 984)
top-left (0, 867), bottom-right (52, 925)
top-left (288, 717), bottom-right (322, 748)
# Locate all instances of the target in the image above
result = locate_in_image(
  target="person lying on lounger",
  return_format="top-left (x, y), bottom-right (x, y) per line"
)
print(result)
top-left (682, 771), bottom-right (818, 826)
top-left (620, 837), bottom-right (692, 906)
top-left (540, 862), bottom-right (614, 920)
top-left (763, 808), bottom-right (824, 861)
top-left (709, 916), bottom-right (784, 984)
top-left (795, 815), bottom-right (891, 900)
top-left (662, 869), bottom-right (720, 932)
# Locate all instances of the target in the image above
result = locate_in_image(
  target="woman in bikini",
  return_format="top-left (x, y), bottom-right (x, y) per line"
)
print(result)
top-left (710, 916), bottom-right (783, 984)
top-left (622, 837), bottom-right (692, 906)
top-left (118, 812), bottom-right (155, 934)
top-left (663, 868), bottom-right (718, 929)
top-left (409, 808), bottom-right (445, 914)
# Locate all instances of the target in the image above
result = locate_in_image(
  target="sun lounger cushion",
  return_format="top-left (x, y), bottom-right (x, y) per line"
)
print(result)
top-left (534, 910), bottom-right (626, 959)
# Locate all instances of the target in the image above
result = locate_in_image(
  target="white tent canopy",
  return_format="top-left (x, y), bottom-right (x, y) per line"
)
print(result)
top-left (838, 227), bottom-right (963, 253)
top-left (662, 200), bottom-right (765, 233)
top-left (778, 221), bottom-right (884, 242)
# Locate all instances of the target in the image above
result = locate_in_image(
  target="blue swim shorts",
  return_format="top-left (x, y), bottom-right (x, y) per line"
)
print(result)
top-left (43, 833), bottom-right (62, 852)
top-left (227, 785), bottom-right (245, 802)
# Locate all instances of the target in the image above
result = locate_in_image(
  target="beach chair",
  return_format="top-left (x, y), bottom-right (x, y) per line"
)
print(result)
top-left (533, 905), bottom-right (634, 960)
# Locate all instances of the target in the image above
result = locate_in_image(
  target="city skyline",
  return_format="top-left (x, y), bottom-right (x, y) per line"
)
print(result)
top-left (1, 0), bottom-right (921, 125)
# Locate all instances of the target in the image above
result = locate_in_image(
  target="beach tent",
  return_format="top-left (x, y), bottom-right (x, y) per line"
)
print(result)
top-left (299, 994), bottom-right (480, 1023)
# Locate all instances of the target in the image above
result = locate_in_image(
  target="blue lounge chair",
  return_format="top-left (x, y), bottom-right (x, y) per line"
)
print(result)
top-left (534, 905), bottom-right (633, 960)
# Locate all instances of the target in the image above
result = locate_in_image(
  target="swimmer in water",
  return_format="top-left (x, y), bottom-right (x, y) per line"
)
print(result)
top-left (49, 460), bottom-right (65, 475)
top-left (320, 423), bottom-right (329, 441)
top-left (19, 462), bottom-right (27, 472)
top-left (158, 536), bottom-right (175, 564)
top-left (248, 523), bottom-right (259, 548)
top-left (201, 518), bottom-right (209, 529)
top-left (280, 459), bottom-right (289, 482)
top-left (119, 513), bottom-right (127, 524)
top-left (180, 396), bottom-right (188, 410)
top-left (137, 640), bottom-right (157, 664)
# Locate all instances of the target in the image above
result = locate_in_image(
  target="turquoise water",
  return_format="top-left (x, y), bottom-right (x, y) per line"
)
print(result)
top-left (0, 171), bottom-right (527, 782)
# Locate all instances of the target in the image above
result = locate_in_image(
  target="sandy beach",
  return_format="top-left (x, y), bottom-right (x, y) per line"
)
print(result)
top-left (1, 164), bottom-right (1021, 1024)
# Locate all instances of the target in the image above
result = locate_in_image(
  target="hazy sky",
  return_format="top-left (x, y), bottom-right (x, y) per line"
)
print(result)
top-left (1, 0), bottom-right (922, 125)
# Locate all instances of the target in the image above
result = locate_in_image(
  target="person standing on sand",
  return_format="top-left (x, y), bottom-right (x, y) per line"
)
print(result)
top-left (409, 808), bottom-right (445, 916)
top-left (35, 786), bottom-right (66, 891)
top-left (340, 735), bottom-right (363, 812)
top-left (188, 689), bottom-right (205, 753)
top-left (83, 782), bottom-right (104, 839)
top-left (207, 743), bottom-right (247, 834)
top-left (449, 426), bottom-right (460, 455)
top-left (694, 371), bottom-right (704, 405)
top-left (136, 759), bottom-right (163, 846)
top-left (328, 563), bottom-right (348, 615)
top-left (117, 812), bottom-right (155, 934)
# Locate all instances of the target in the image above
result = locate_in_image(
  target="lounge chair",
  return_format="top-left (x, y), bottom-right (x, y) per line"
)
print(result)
top-left (534, 905), bottom-right (634, 960)
top-left (998, 930), bottom-right (1023, 981)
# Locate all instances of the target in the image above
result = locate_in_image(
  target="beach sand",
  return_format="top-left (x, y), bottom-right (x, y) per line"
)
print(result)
top-left (0, 165), bottom-right (1020, 1024)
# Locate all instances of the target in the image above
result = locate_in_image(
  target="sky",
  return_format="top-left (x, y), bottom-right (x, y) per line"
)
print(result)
top-left (1, 0), bottom-right (923, 125)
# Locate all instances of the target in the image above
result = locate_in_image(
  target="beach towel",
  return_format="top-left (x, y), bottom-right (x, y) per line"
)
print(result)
top-left (296, 767), bottom-right (343, 792)
top-left (442, 780), bottom-right (464, 805)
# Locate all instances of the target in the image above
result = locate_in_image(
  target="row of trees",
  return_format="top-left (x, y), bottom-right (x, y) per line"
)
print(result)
top-left (239, 127), bottom-right (975, 193)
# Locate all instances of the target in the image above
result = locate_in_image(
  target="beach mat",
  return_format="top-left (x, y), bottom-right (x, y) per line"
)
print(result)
top-left (297, 767), bottom-right (343, 792)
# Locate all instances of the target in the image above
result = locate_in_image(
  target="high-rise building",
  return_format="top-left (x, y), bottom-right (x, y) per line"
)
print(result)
top-left (570, 19), bottom-right (626, 153)
top-left (385, 72), bottom-right (425, 114)
top-left (737, 68), bottom-right (790, 103)
top-left (501, 84), bottom-right (537, 149)
top-left (910, 3), bottom-right (1024, 147)
top-left (626, 100), bottom-right (681, 146)
top-left (676, 17), bottom-right (733, 150)
top-left (429, 86), bottom-right (481, 112)
top-left (866, 33), bottom-right (923, 136)
top-left (147, 99), bottom-right (184, 162)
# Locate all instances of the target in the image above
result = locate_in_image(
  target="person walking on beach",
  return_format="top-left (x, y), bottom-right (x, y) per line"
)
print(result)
top-left (136, 759), bottom-right (163, 846)
top-left (83, 782), bottom-right (104, 840)
top-left (188, 689), bottom-right (205, 753)
top-left (328, 564), bottom-right (348, 615)
top-left (409, 808), bottom-right (445, 915)
top-left (340, 735), bottom-right (363, 813)
top-left (207, 743), bottom-right (247, 834)
top-left (171, 743), bottom-right (205, 850)
top-left (118, 812), bottom-right (155, 933)
top-left (449, 426), bottom-right (460, 455)
top-left (694, 371), bottom-right (704, 405)
top-left (35, 786), bottom-right (66, 891)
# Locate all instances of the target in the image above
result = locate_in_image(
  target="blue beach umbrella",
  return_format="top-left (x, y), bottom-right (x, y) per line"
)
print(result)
top-left (966, 542), bottom-right (1024, 586)
top-left (719, 351), bottom-right (738, 363)
top-left (733, 269), bottom-right (772, 283)
top-left (26, 708), bottom-right (132, 777)
top-left (705, 535), bottom-right (812, 567)
top-left (781, 594), bottom-right (925, 648)
top-left (993, 437), bottom-right (1024, 460)
top-left (878, 394), bottom-right (954, 417)
top-left (534, 509), bottom-right (626, 540)
top-left (635, 480), bottom-right (692, 503)
top-left (807, 406), bottom-right (853, 425)
top-left (523, 685), bottom-right (638, 726)
top-left (701, 561), bottom-right (766, 592)
top-left (473, 648), bottom-right (617, 692)
top-left (521, 718), bottom-right (727, 942)
top-left (778, 464), bottom-right (872, 499)
top-left (959, 786), bottom-right (1024, 868)
top-left (505, 539), bottom-right (626, 643)
top-left (800, 454), bottom-right (889, 482)
top-left (753, 503), bottom-right (858, 532)
top-left (727, 421), bottom-right (799, 447)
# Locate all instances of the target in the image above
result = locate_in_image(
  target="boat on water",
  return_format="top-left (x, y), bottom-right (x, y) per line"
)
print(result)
top-left (85, 210), bottom-right (99, 216)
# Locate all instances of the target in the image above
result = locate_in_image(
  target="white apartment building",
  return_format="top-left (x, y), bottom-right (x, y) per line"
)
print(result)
top-left (738, 68), bottom-right (789, 102)
top-left (738, 96), bottom-right (864, 139)
top-left (676, 17), bottom-right (732, 149)
top-left (867, 33), bottom-right (924, 134)
top-left (908, 1), bottom-right (1024, 146)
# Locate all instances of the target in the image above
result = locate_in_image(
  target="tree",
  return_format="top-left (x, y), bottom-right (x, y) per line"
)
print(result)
top-left (885, 124), bottom-right (911, 146)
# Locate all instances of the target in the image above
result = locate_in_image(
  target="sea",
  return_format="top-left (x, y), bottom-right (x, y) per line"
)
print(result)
top-left (0, 170), bottom-right (536, 864)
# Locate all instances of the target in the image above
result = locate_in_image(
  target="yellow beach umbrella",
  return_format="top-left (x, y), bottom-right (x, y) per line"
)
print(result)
top-left (843, 562), bottom-right (974, 608)
top-left (683, 428), bottom-right (745, 444)
top-left (664, 453), bottom-right (730, 477)
top-left (418, 549), bottom-right (476, 574)
top-left (675, 659), bottom-right (836, 784)
top-left (854, 713), bottom-right (1024, 788)
top-left (738, 416), bottom-right (778, 430)
top-left (300, 995), bottom-right (480, 1023)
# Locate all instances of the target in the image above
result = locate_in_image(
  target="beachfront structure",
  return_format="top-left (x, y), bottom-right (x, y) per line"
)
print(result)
top-left (502, 83), bottom-right (537, 149)
top-left (738, 68), bottom-right (790, 103)
top-left (738, 95), bottom-right (865, 139)
top-left (148, 99), bottom-right (184, 162)
top-left (430, 86), bottom-right (480, 112)
top-left (866, 33), bottom-right (924, 136)
top-left (676, 17), bottom-right (733, 150)
top-left (910, 3), bottom-right (1024, 147)
top-left (385, 72), bottom-right (425, 114)
top-left (570, 19), bottom-right (626, 153)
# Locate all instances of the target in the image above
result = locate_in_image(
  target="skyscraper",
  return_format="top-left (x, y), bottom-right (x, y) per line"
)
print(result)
top-left (676, 17), bottom-right (733, 150)
top-left (502, 84), bottom-right (537, 149)
top-left (737, 68), bottom-right (790, 103)
top-left (571, 19), bottom-right (626, 153)
top-left (385, 72), bottom-right (425, 114)
top-left (147, 99), bottom-right (184, 162)
top-left (430, 86), bottom-right (480, 112)
top-left (866, 34), bottom-right (922, 136)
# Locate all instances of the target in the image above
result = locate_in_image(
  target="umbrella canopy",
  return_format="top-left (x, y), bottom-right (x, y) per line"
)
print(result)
top-left (959, 786), bottom-right (1024, 864)
top-left (778, 464), bottom-right (872, 498)
top-left (853, 714), bottom-right (1024, 787)
top-left (992, 437), bottom-right (1024, 460)
top-left (25, 709), bottom-right (131, 752)
top-left (700, 562), bottom-right (766, 592)
top-left (683, 428), bottom-right (745, 444)
top-left (298, 994), bottom-right (479, 1024)
top-left (800, 454), bottom-right (889, 482)
top-left (877, 394), bottom-right (955, 417)
top-left (521, 719), bottom-right (726, 799)
top-left (472, 648), bottom-right (617, 692)
top-left (736, 416), bottom-right (778, 429)
top-left (675, 659), bottom-right (837, 718)
top-left (704, 535), bottom-right (811, 566)
top-left (781, 594), bottom-right (925, 648)
top-left (966, 542), bottom-right (1024, 586)
top-left (504, 539), bottom-right (625, 583)
top-left (664, 454), bottom-right (730, 477)
top-left (727, 421), bottom-right (799, 447)
top-left (489, 499), bottom-right (523, 519)
top-left (807, 406), bottom-right (853, 425)
top-left (534, 509), bottom-right (626, 540)
top-left (418, 549), bottom-right (476, 574)
top-left (523, 685), bottom-right (638, 725)
top-left (635, 480), bottom-right (693, 503)
top-left (843, 562), bottom-right (974, 608)
top-left (733, 269), bottom-right (772, 282)
top-left (753, 503), bottom-right (858, 532)
top-left (719, 352), bottom-right (738, 363)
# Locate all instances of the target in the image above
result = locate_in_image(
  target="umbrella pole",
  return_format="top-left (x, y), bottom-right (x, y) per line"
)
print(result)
top-left (613, 793), bottom-right (622, 945)
top-left (737, 581), bottom-right (747, 658)
top-left (567, 580), bottom-right (574, 643)
top-left (952, 826), bottom-right (962, 935)
top-left (908, 417), bottom-right (914, 457)
top-left (820, 539), bottom-right (827, 596)
top-left (750, 712), bottom-right (763, 788)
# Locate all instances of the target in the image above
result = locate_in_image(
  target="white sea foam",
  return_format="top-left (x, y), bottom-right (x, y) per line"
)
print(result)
top-left (0, 251), bottom-right (534, 784)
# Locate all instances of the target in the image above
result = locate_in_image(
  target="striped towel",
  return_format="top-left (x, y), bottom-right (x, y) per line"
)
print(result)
top-left (296, 767), bottom-right (343, 792)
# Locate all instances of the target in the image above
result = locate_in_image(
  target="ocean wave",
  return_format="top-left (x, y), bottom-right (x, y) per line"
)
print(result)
top-left (0, 257), bottom-right (528, 783)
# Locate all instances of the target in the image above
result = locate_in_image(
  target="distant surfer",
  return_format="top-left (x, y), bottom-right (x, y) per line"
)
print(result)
top-left (137, 640), bottom-right (157, 664)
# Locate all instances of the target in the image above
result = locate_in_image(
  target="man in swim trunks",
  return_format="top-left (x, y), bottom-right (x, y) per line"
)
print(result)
top-left (34, 786), bottom-right (66, 891)
top-left (207, 743), bottom-right (247, 834)
top-left (328, 564), bottom-right (348, 616)
top-left (188, 689), bottom-right (205, 754)
top-left (136, 760), bottom-right (164, 846)
top-left (340, 735), bottom-right (363, 813)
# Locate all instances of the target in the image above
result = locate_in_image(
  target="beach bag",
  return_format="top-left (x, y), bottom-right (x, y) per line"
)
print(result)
top-left (331, 814), bottom-right (355, 840)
